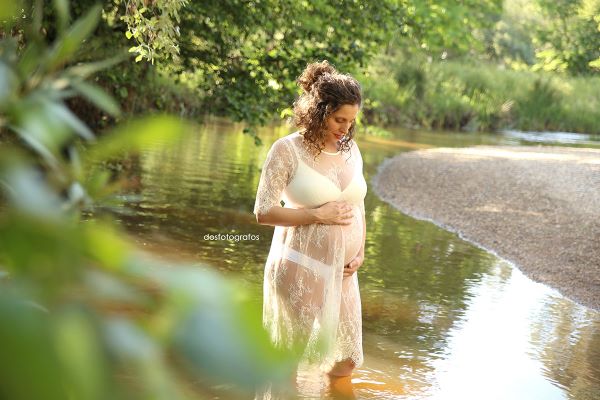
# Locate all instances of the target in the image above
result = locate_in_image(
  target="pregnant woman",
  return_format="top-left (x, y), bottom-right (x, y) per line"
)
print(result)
top-left (254, 60), bottom-right (367, 394)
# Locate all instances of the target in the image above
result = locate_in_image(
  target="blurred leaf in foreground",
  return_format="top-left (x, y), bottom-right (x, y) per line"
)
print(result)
top-left (0, 1), bottom-right (298, 398)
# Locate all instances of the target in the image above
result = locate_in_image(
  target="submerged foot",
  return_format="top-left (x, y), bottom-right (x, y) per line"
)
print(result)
top-left (327, 375), bottom-right (356, 399)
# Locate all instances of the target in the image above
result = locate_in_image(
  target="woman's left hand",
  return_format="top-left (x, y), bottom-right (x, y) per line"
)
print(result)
top-left (343, 254), bottom-right (364, 277)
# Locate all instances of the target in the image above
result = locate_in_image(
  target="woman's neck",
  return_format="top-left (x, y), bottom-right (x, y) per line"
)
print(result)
top-left (323, 141), bottom-right (339, 153)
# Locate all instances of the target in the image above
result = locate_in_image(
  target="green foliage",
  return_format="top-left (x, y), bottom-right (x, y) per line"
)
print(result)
top-left (101, 0), bottom-right (513, 140)
top-left (9, 0), bottom-right (595, 147)
top-left (0, 2), bottom-right (296, 398)
top-left (515, 77), bottom-right (561, 129)
top-left (121, 0), bottom-right (188, 64)
top-left (169, 0), bottom-right (400, 141)
top-left (361, 53), bottom-right (600, 133)
top-left (491, 0), bottom-right (600, 75)
top-left (490, 0), bottom-right (539, 68)
top-left (392, 0), bottom-right (503, 58)
top-left (532, 0), bottom-right (600, 74)
top-left (60, 0), bottom-right (404, 141)
top-left (0, 0), bottom-right (19, 21)
top-left (394, 63), bottom-right (426, 100)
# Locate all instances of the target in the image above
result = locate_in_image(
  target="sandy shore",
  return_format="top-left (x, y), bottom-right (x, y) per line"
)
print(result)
top-left (373, 145), bottom-right (600, 311)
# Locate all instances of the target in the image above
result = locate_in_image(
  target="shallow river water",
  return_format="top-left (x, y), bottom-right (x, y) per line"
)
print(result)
top-left (112, 119), bottom-right (600, 400)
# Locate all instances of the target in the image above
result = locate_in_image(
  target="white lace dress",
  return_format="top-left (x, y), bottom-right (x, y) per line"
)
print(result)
top-left (253, 131), bottom-right (367, 384)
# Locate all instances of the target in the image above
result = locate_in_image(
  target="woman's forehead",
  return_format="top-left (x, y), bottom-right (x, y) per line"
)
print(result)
top-left (334, 104), bottom-right (359, 119)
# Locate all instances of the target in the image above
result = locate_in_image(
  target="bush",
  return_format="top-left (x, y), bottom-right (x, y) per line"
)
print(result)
top-left (361, 54), bottom-right (600, 134)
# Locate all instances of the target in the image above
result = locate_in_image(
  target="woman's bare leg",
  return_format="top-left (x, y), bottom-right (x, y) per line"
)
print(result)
top-left (327, 359), bottom-right (356, 377)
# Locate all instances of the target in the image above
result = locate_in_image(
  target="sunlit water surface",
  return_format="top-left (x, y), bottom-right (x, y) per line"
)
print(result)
top-left (111, 119), bottom-right (600, 399)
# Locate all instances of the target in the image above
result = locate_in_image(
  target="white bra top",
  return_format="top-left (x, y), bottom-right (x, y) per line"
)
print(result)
top-left (282, 137), bottom-right (367, 209)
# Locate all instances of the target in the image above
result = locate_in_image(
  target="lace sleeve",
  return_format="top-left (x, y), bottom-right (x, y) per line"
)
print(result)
top-left (253, 138), bottom-right (296, 216)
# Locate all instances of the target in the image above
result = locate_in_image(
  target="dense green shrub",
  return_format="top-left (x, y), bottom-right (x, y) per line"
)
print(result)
top-left (361, 54), bottom-right (600, 133)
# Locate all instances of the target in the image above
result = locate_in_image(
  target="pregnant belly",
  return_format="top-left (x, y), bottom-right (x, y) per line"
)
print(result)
top-left (341, 205), bottom-right (363, 266)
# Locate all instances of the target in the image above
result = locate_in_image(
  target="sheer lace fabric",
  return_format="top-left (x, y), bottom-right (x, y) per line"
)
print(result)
top-left (253, 131), bottom-right (367, 396)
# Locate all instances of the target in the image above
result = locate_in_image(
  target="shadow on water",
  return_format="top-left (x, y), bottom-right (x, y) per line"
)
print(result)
top-left (110, 118), bottom-right (600, 399)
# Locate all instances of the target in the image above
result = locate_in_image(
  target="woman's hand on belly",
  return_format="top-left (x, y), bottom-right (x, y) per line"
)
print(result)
top-left (313, 201), bottom-right (354, 225)
top-left (343, 253), bottom-right (364, 278)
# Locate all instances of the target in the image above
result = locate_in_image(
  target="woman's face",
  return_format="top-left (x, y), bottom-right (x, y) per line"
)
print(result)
top-left (324, 103), bottom-right (360, 147)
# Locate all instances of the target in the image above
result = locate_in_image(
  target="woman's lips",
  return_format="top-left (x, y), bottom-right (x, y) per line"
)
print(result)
top-left (335, 133), bottom-right (344, 140)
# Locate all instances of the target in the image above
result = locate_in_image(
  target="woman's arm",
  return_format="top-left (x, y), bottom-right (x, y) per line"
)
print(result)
top-left (256, 201), bottom-right (355, 227)
top-left (256, 206), bottom-right (318, 226)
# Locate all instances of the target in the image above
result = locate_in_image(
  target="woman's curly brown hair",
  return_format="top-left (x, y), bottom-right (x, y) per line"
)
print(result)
top-left (293, 60), bottom-right (362, 156)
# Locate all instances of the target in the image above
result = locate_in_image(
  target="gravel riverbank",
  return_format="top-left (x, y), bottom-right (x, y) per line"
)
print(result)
top-left (373, 145), bottom-right (600, 311)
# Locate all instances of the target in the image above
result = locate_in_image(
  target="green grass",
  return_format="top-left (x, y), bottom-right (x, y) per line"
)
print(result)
top-left (359, 54), bottom-right (600, 134)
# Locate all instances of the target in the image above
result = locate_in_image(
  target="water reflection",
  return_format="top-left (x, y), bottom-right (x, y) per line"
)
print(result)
top-left (111, 119), bottom-right (600, 399)
top-left (426, 264), bottom-right (598, 400)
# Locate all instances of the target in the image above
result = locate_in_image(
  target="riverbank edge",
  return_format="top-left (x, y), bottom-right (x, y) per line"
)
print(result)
top-left (371, 145), bottom-right (600, 311)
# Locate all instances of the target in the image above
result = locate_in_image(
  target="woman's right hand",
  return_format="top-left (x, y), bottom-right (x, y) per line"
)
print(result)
top-left (314, 201), bottom-right (354, 225)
